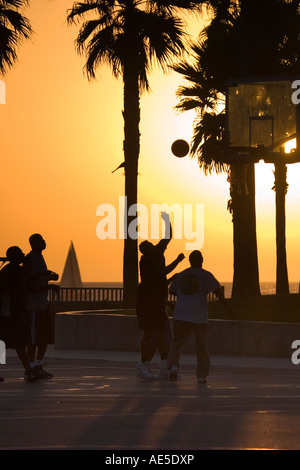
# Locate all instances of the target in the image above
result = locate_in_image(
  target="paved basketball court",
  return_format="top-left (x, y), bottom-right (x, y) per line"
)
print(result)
top-left (1, 348), bottom-right (300, 453)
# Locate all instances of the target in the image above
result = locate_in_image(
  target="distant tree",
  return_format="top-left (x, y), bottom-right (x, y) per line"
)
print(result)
top-left (0, 0), bottom-right (33, 75)
top-left (174, 0), bottom-right (300, 299)
top-left (67, 0), bottom-right (203, 307)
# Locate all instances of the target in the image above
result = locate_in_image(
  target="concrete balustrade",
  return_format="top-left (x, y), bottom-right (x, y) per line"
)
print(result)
top-left (54, 309), bottom-right (300, 358)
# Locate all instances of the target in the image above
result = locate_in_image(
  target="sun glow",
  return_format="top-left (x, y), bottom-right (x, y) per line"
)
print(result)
top-left (285, 138), bottom-right (297, 153)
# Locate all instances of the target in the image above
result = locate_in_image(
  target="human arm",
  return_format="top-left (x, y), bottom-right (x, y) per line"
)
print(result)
top-left (165, 253), bottom-right (185, 275)
top-left (30, 270), bottom-right (59, 281)
top-left (28, 283), bottom-right (60, 294)
top-left (161, 211), bottom-right (172, 246)
top-left (167, 273), bottom-right (178, 285)
top-left (47, 270), bottom-right (59, 281)
top-left (169, 275), bottom-right (178, 296)
top-left (24, 258), bottom-right (59, 293)
top-left (213, 287), bottom-right (235, 319)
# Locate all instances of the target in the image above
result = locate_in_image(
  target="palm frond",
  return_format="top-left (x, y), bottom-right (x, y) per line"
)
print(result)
top-left (187, 110), bottom-right (227, 174)
top-left (69, 0), bottom-right (192, 87)
top-left (150, 0), bottom-right (205, 14)
top-left (0, 0), bottom-right (33, 75)
top-left (84, 25), bottom-right (119, 78)
top-left (1, 1), bottom-right (30, 7)
top-left (67, 1), bottom-right (114, 24)
top-left (0, 8), bottom-right (32, 37)
top-left (75, 19), bottom-right (106, 53)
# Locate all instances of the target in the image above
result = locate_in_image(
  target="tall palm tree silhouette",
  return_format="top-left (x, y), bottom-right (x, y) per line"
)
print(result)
top-left (67, 0), bottom-right (202, 307)
top-left (0, 0), bottom-right (32, 75)
top-left (172, 7), bottom-right (261, 299)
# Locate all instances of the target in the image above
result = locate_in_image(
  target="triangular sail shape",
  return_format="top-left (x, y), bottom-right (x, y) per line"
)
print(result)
top-left (60, 241), bottom-right (82, 287)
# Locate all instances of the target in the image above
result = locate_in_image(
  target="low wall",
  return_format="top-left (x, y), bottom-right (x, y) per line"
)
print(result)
top-left (50, 301), bottom-right (122, 314)
top-left (54, 310), bottom-right (300, 358)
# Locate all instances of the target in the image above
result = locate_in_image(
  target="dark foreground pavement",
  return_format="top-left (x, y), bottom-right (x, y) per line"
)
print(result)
top-left (1, 348), bottom-right (300, 453)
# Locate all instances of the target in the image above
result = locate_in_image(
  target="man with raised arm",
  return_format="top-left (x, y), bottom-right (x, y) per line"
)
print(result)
top-left (136, 212), bottom-right (185, 379)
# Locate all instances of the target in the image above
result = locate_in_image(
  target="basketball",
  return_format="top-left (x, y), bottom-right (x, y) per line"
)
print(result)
top-left (171, 139), bottom-right (189, 158)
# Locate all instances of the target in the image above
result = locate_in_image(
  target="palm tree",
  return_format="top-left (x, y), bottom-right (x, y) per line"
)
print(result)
top-left (174, 0), bottom-right (300, 299)
top-left (67, 0), bottom-right (203, 307)
top-left (236, 0), bottom-right (300, 296)
top-left (0, 0), bottom-right (32, 76)
top-left (273, 163), bottom-right (289, 294)
top-left (173, 5), bottom-right (261, 299)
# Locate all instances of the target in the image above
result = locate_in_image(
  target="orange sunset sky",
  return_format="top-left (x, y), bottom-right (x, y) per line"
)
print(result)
top-left (1, 0), bottom-right (300, 285)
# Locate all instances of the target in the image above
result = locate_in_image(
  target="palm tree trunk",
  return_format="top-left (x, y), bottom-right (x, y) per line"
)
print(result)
top-left (122, 55), bottom-right (140, 309)
top-left (274, 162), bottom-right (289, 294)
top-left (231, 163), bottom-right (261, 298)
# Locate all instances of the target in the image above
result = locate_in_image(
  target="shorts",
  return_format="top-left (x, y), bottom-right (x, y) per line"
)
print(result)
top-left (28, 307), bottom-right (54, 346)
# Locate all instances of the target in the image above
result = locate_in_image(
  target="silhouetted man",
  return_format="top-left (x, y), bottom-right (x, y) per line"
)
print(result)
top-left (0, 246), bottom-right (41, 382)
top-left (167, 250), bottom-right (234, 384)
top-left (136, 212), bottom-right (185, 379)
top-left (24, 234), bottom-right (59, 379)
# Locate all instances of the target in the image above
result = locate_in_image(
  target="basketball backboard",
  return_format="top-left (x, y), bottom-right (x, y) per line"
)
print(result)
top-left (225, 76), bottom-right (300, 164)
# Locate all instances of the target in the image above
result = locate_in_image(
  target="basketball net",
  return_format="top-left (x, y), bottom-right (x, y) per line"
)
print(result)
top-left (227, 164), bottom-right (249, 195)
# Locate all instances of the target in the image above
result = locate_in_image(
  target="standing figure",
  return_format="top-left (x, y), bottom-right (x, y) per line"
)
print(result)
top-left (136, 212), bottom-right (184, 379)
top-left (23, 234), bottom-right (59, 379)
top-left (167, 250), bottom-right (234, 384)
top-left (0, 246), bottom-right (39, 382)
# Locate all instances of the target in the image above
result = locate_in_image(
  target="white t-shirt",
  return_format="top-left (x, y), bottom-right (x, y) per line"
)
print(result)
top-left (169, 267), bottom-right (220, 324)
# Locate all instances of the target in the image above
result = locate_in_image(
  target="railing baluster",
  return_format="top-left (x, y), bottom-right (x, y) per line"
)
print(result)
top-left (49, 286), bottom-right (224, 304)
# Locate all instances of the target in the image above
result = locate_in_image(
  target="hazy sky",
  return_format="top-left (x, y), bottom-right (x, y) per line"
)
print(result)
top-left (1, 0), bottom-right (300, 285)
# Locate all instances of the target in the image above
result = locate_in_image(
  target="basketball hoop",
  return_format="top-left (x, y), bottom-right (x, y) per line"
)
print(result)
top-left (228, 164), bottom-right (249, 195)
top-left (226, 76), bottom-right (300, 165)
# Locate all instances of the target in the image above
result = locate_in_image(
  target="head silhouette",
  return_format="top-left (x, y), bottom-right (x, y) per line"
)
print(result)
top-left (29, 233), bottom-right (46, 252)
top-left (189, 250), bottom-right (203, 268)
top-left (6, 246), bottom-right (25, 264)
top-left (139, 240), bottom-right (154, 255)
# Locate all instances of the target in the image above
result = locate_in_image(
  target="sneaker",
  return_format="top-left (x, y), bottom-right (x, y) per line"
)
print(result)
top-left (34, 365), bottom-right (53, 380)
top-left (169, 365), bottom-right (178, 382)
top-left (24, 368), bottom-right (42, 383)
top-left (136, 361), bottom-right (156, 380)
top-left (197, 377), bottom-right (207, 384)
